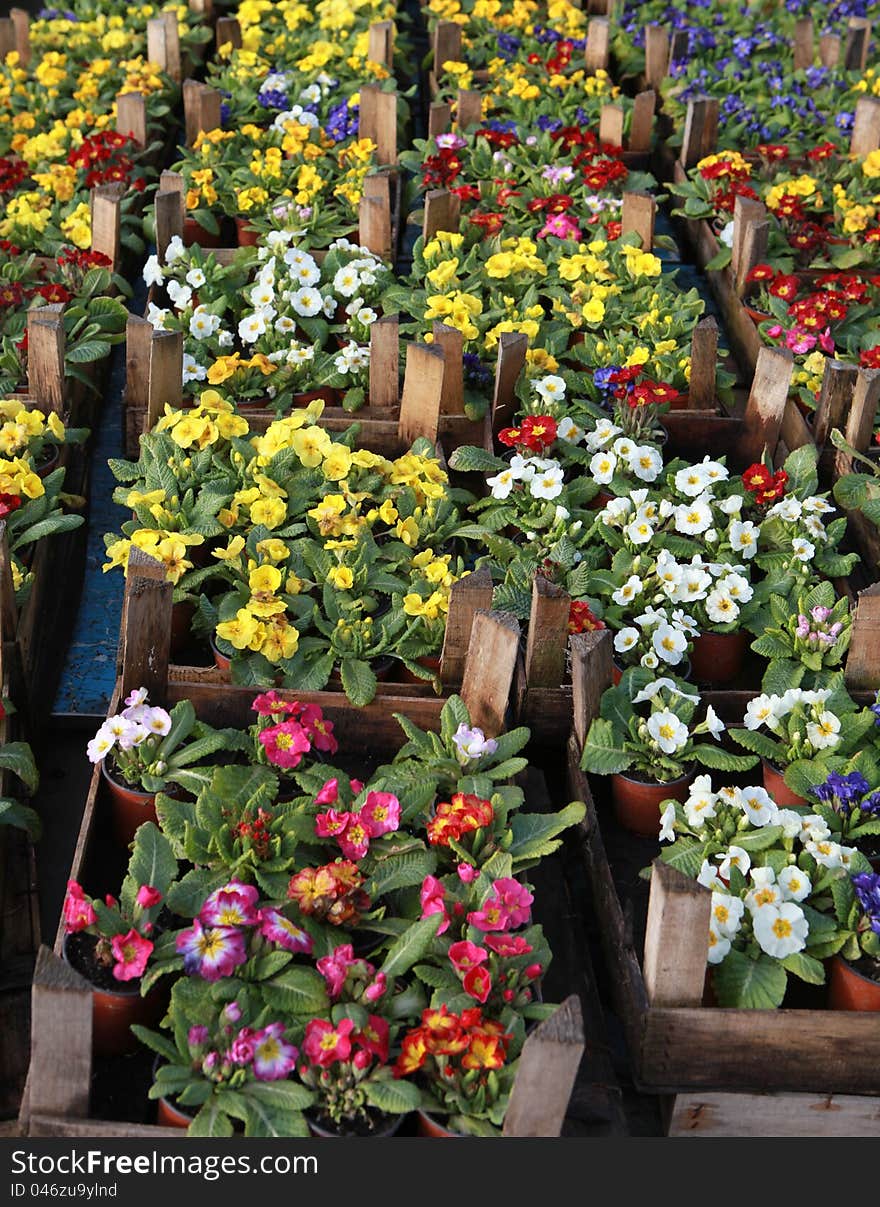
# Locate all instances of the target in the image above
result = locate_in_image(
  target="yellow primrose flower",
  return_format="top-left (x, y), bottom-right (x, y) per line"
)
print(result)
top-left (216, 608), bottom-right (262, 650)
top-left (251, 496), bottom-right (287, 528)
top-left (255, 538), bottom-right (289, 562)
top-left (213, 536), bottom-right (246, 562)
top-left (292, 426), bottom-right (332, 467)
top-left (327, 565), bottom-right (354, 590)
top-left (395, 517), bottom-right (420, 547)
top-left (322, 445), bottom-right (352, 481)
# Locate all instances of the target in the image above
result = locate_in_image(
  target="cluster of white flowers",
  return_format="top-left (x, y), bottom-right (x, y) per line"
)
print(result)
top-left (764, 494), bottom-right (835, 565)
top-left (487, 455), bottom-right (566, 501)
top-left (86, 687), bottom-right (171, 764)
top-left (631, 679), bottom-right (725, 754)
top-left (581, 417), bottom-right (664, 484)
top-left (660, 777), bottom-right (859, 965)
top-left (333, 341), bottom-right (370, 374)
top-left (743, 687), bottom-right (840, 750)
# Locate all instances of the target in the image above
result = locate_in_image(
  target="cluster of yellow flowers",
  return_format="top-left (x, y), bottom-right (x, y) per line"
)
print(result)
top-left (0, 402), bottom-right (66, 459)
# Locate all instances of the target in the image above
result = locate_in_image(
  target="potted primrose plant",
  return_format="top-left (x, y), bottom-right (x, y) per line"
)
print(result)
top-left (580, 669), bottom-right (757, 837)
top-left (826, 872), bottom-right (880, 1012)
top-left (61, 822), bottom-right (176, 1056)
top-left (87, 689), bottom-right (250, 846)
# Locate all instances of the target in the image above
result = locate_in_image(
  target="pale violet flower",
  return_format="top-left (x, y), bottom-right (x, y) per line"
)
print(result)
top-left (452, 724), bottom-right (498, 764)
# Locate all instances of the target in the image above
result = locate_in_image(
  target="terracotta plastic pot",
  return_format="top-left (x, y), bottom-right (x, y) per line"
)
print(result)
top-left (209, 635), bottom-right (231, 672)
top-left (36, 446), bottom-right (60, 479)
top-left (828, 954), bottom-right (880, 1011)
top-left (156, 1095), bottom-right (193, 1129)
top-left (306, 1111), bottom-right (404, 1138)
top-left (396, 654), bottom-right (442, 685)
top-left (689, 630), bottom-right (749, 686)
top-left (611, 768), bottom-right (695, 838)
top-left (183, 215), bottom-right (221, 248)
top-left (588, 489), bottom-right (614, 511)
top-left (63, 935), bottom-right (166, 1057)
top-left (101, 759), bottom-right (157, 848)
top-left (416, 1109), bottom-right (462, 1138)
top-left (745, 305), bottom-right (771, 325)
top-left (235, 216), bottom-right (260, 247)
top-left (761, 758), bottom-right (806, 808)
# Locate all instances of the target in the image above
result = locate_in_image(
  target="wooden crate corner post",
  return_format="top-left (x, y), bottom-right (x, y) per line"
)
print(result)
top-left (368, 19), bottom-right (395, 69)
top-left (154, 187), bottom-right (185, 264)
top-left (116, 91), bottom-right (147, 148)
top-left (459, 610), bottom-right (521, 738)
top-left (524, 575), bottom-right (570, 688)
top-left (585, 17), bottom-right (610, 72)
top-left (26, 946), bottom-right (92, 1123)
top-left (629, 89), bottom-right (656, 154)
top-left (845, 583), bottom-right (880, 692)
top-left (359, 175), bottom-right (393, 260)
top-left (793, 16), bottom-right (814, 71)
top-left (26, 304), bottom-right (65, 415)
top-left (368, 314), bottom-right (399, 410)
top-left (643, 861), bottom-right (711, 1007)
top-left (358, 84), bottom-right (397, 167)
top-left (120, 547), bottom-right (172, 704)
top-left (439, 565), bottom-right (495, 686)
top-left (621, 191), bottom-right (656, 249)
top-left (644, 25), bottom-right (670, 90)
top-left (738, 346), bottom-right (794, 465)
top-left (812, 359), bottom-right (858, 453)
top-left (398, 342), bottom-right (445, 445)
top-left (215, 16), bottom-right (242, 53)
top-left (569, 628), bottom-right (613, 748)
top-left (688, 315), bottom-right (718, 410)
top-left (502, 995), bottom-right (585, 1136)
top-left (423, 189), bottom-right (460, 243)
top-left (834, 367), bottom-right (880, 478)
top-left (10, 8), bottom-right (30, 65)
top-left (90, 184), bottom-right (123, 273)
top-left (491, 330), bottom-right (529, 437)
top-left (850, 96), bottom-right (880, 157)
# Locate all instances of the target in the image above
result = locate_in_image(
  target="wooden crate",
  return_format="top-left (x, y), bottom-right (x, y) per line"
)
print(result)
top-left (18, 552), bottom-right (589, 1138)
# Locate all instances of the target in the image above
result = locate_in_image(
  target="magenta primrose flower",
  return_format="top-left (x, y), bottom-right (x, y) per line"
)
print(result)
top-left (314, 777), bottom-right (339, 805)
top-left (448, 940), bottom-right (488, 973)
top-left (259, 720), bottom-right (312, 768)
top-left (63, 880), bottom-right (97, 933)
top-left (110, 928), bottom-right (153, 982)
top-left (419, 874), bottom-right (449, 935)
top-left (360, 791), bottom-right (400, 837)
top-left (485, 933), bottom-right (533, 957)
top-left (252, 1023), bottom-right (299, 1080)
top-left (136, 884), bottom-right (162, 908)
top-left (200, 881), bottom-right (260, 928)
top-left (316, 944), bottom-right (357, 998)
top-left (176, 919), bottom-right (247, 981)
top-left (258, 907), bottom-right (313, 954)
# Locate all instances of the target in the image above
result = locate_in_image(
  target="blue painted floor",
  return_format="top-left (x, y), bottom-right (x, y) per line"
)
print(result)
top-left (51, 280), bottom-right (147, 719)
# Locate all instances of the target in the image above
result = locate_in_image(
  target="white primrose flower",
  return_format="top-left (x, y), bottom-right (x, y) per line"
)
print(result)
top-left (744, 693), bottom-right (781, 731)
top-left (805, 711), bottom-right (841, 750)
top-left (356, 307), bottom-right (378, 326)
top-left (143, 254), bottom-right (164, 286)
top-left (698, 458), bottom-right (729, 485)
top-left (557, 416), bottom-right (584, 443)
top-left (698, 859), bottom-right (725, 890)
top-left (776, 809), bottom-right (807, 839)
top-left (144, 707), bottom-right (172, 736)
top-left (792, 537), bottom-right (816, 562)
top-left (333, 266), bottom-right (361, 297)
top-left (745, 873), bottom-right (782, 915)
top-left (805, 839), bottom-right (843, 868)
top-left (641, 650), bottom-right (660, 669)
top-left (86, 726), bottom-right (116, 763)
top-left (533, 374), bottom-right (566, 403)
top-left (768, 497), bottom-right (802, 522)
top-left (238, 312), bottom-right (267, 344)
top-left (652, 622), bottom-right (688, 666)
top-left (707, 926), bottom-right (731, 965)
top-left (803, 514), bottom-right (827, 540)
top-left (291, 287), bottom-right (323, 317)
top-left (188, 307), bottom-right (220, 340)
top-left (275, 315), bottom-right (296, 334)
top-left (487, 468), bottom-right (516, 500)
top-left (674, 464), bottom-right (711, 497)
top-left (739, 786), bottom-right (777, 827)
top-left (182, 353), bottom-right (207, 384)
top-left (186, 267), bottom-right (206, 289)
top-left (217, 329), bottom-right (234, 348)
top-left (509, 454), bottom-right (536, 481)
top-left (584, 419), bottom-right (621, 450)
top-left (166, 280), bottom-right (192, 310)
top-left (625, 518), bottom-right (654, 545)
top-left (250, 283), bottom-right (276, 310)
top-left (147, 303), bottom-right (168, 330)
top-left (673, 565), bottom-right (712, 604)
top-left (530, 466), bottom-right (565, 500)
top-left (590, 451), bottom-right (617, 484)
top-left (718, 845), bottom-right (751, 880)
top-left (719, 572), bottom-right (752, 602)
top-left (728, 519), bottom-right (759, 559)
top-left (674, 496), bottom-right (714, 535)
top-left (684, 784), bottom-right (717, 828)
top-left (777, 865), bottom-right (811, 903)
top-left (612, 575), bottom-right (644, 606)
top-left (718, 494), bottom-right (743, 516)
top-left (601, 496), bottom-right (632, 524)
top-left (164, 235), bottom-right (185, 264)
top-left (711, 891), bottom-right (744, 939)
top-left (703, 705), bottom-right (725, 740)
top-left (611, 437), bottom-right (636, 461)
top-left (803, 496), bottom-right (834, 514)
top-left (290, 257), bottom-right (321, 287)
top-left (613, 627), bottom-right (640, 654)
top-left (267, 229), bottom-right (294, 249)
top-left (705, 588), bottom-right (739, 625)
top-left (647, 710), bottom-right (689, 754)
top-left (753, 902), bottom-right (808, 959)
top-left (659, 802), bottom-right (676, 843)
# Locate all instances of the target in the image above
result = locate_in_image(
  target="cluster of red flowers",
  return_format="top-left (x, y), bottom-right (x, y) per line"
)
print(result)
top-left (0, 493), bottom-right (22, 519)
top-left (422, 146), bottom-right (463, 189)
top-left (628, 379), bottom-right (679, 408)
top-left (747, 267), bottom-right (858, 329)
top-left (860, 346), bottom-right (880, 369)
top-left (287, 859), bottom-right (370, 926)
top-left (526, 37), bottom-right (575, 75)
top-left (469, 210), bottom-right (504, 237)
top-left (427, 792), bottom-right (493, 848)
top-left (394, 1005), bottom-right (511, 1078)
top-left (232, 806), bottom-right (274, 860)
top-left (742, 462), bottom-right (788, 506)
top-left (756, 144), bottom-right (790, 162)
top-left (568, 600), bottom-right (605, 635)
top-left (526, 192), bottom-right (573, 215)
top-left (67, 130), bottom-right (145, 191)
top-left (498, 413), bottom-right (557, 451)
top-left (0, 157), bottom-right (27, 195)
top-left (698, 155), bottom-right (758, 212)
